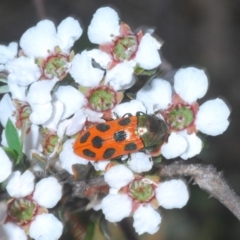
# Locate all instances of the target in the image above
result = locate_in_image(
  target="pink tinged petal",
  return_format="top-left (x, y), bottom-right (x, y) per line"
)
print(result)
top-left (195, 98), bottom-right (230, 136)
top-left (53, 85), bottom-right (86, 119)
top-left (8, 83), bottom-right (27, 101)
top-left (29, 213), bottom-right (63, 240)
top-left (27, 78), bottom-right (58, 105)
top-left (65, 110), bottom-right (87, 136)
top-left (0, 42), bottom-right (18, 64)
top-left (105, 62), bottom-right (135, 91)
top-left (6, 170), bottom-right (35, 198)
top-left (101, 194), bottom-right (132, 222)
top-left (87, 49), bottom-right (111, 69)
top-left (0, 222), bottom-right (27, 240)
top-left (0, 147), bottom-right (12, 182)
top-left (156, 179), bottom-right (189, 209)
top-left (178, 131), bottom-right (202, 160)
top-left (135, 33), bottom-right (162, 70)
top-left (42, 101), bottom-right (64, 131)
top-left (112, 100), bottom-right (146, 118)
top-left (5, 56), bottom-right (41, 86)
top-left (136, 78), bottom-right (172, 113)
top-left (20, 20), bottom-right (58, 58)
top-left (128, 152), bottom-right (153, 173)
top-left (174, 67), bottom-right (208, 104)
top-left (69, 51), bottom-right (104, 87)
top-left (104, 165), bottom-right (134, 189)
top-left (0, 94), bottom-right (16, 127)
top-left (59, 139), bottom-right (89, 174)
top-left (57, 17), bottom-right (83, 51)
top-left (23, 124), bottom-right (42, 158)
top-left (133, 204), bottom-right (161, 235)
top-left (161, 132), bottom-right (188, 159)
top-left (33, 177), bottom-right (62, 208)
top-left (88, 7), bottom-right (120, 44)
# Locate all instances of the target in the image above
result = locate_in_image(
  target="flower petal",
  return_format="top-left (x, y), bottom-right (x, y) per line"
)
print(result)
top-left (161, 132), bottom-right (188, 159)
top-left (156, 179), bottom-right (189, 209)
top-left (0, 147), bottom-right (12, 183)
top-left (0, 222), bottom-right (27, 240)
top-left (6, 56), bottom-right (41, 86)
top-left (174, 67), bottom-right (208, 104)
top-left (57, 17), bottom-right (82, 51)
top-left (6, 170), bottom-right (35, 198)
top-left (128, 152), bottom-right (153, 173)
top-left (101, 194), bottom-right (132, 222)
top-left (0, 42), bottom-right (18, 64)
top-left (135, 33), bottom-right (161, 70)
top-left (111, 100), bottom-right (146, 118)
top-left (20, 20), bottom-right (57, 58)
top-left (195, 98), bottom-right (230, 136)
top-left (29, 213), bottom-right (63, 240)
top-left (33, 177), bottom-right (62, 208)
top-left (70, 51), bottom-right (104, 87)
top-left (8, 83), bottom-right (27, 101)
top-left (104, 165), bottom-right (134, 189)
top-left (133, 204), bottom-right (161, 235)
top-left (59, 139), bottom-right (89, 174)
top-left (136, 78), bottom-right (172, 113)
top-left (88, 7), bottom-right (120, 44)
top-left (0, 94), bottom-right (16, 127)
top-left (87, 49), bottom-right (111, 69)
top-left (178, 131), bottom-right (202, 160)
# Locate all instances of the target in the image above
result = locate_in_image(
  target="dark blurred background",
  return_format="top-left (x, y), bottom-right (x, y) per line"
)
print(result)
top-left (1, 0), bottom-right (240, 239)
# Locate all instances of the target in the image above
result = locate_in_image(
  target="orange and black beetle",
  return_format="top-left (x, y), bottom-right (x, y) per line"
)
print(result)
top-left (73, 112), bottom-right (167, 161)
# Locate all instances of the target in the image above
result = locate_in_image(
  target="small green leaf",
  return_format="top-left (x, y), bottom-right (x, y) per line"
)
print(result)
top-left (0, 85), bottom-right (9, 94)
top-left (84, 221), bottom-right (95, 240)
top-left (100, 215), bottom-right (111, 240)
top-left (134, 65), bottom-right (157, 76)
top-left (5, 119), bottom-right (22, 161)
top-left (2, 146), bottom-right (18, 161)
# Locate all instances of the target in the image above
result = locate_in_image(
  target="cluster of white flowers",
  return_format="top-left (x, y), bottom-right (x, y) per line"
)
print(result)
top-left (0, 6), bottom-right (230, 239)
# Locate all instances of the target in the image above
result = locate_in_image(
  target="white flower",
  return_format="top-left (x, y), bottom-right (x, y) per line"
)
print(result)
top-left (88, 7), bottom-right (161, 70)
top-left (0, 222), bottom-right (27, 240)
top-left (20, 17), bottom-right (82, 58)
top-left (0, 147), bottom-right (12, 183)
top-left (0, 42), bottom-right (18, 64)
top-left (0, 94), bottom-right (16, 127)
top-left (101, 165), bottom-right (190, 235)
top-left (59, 139), bottom-right (89, 174)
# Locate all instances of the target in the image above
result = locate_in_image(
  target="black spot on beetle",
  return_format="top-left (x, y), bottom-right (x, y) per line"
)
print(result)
top-left (96, 123), bottom-right (110, 132)
top-left (82, 149), bottom-right (96, 158)
top-left (118, 117), bottom-right (131, 126)
top-left (114, 131), bottom-right (127, 142)
top-left (124, 143), bottom-right (137, 151)
top-left (80, 132), bottom-right (90, 143)
top-left (91, 136), bottom-right (103, 148)
top-left (103, 148), bottom-right (116, 159)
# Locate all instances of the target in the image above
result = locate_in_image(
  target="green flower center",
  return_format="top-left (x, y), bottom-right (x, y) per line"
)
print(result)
top-left (128, 179), bottom-right (155, 202)
top-left (166, 104), bottom-right (194, 130)
top-left (43, 54), bottom-right (69, 79)
top-left (8, 198), bottom-right (37, 225)
top-left (113, 35), bottom-right (138, 62)
top-left (88, 87), bottom-right (116, 112)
